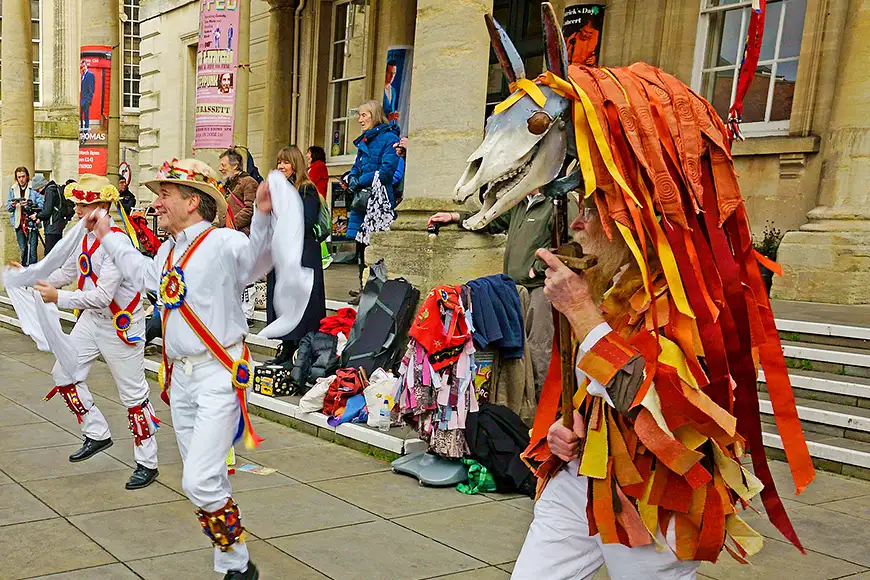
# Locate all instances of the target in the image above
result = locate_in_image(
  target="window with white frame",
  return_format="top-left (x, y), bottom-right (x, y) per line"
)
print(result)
top-left (123, 0), bottom-right (141, 109)
top-left (0, 0), bottom-right (43, 104)
top-left (693, 0), bottom-right (806, 136)
top-left (327, 0), bottom-right (370, 161)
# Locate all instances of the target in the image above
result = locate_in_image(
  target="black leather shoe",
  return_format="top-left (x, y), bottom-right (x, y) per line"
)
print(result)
top-left (125, 463), bottom-right (159, 490)
top-left (68, 437), bottom-right (113, 463)
top-left (224, 562), bottom-right (258, 580)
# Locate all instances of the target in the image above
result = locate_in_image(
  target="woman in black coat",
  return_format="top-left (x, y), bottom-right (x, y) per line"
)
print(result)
top-left (265, 145), bottom-right (327, 365)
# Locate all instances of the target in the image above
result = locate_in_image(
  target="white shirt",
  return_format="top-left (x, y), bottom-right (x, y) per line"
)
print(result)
top-left (101, 211), bottom-right (272, 360)
top-left (48, 220), bottom-right (142, 316)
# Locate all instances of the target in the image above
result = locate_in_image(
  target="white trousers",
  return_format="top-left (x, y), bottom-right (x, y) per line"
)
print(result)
top-left (512, 461), bottom-right (700, 580)
top-left (169, 347), bottom-right (250, 574)
top-left (51, 311), bottom-right (158, 469)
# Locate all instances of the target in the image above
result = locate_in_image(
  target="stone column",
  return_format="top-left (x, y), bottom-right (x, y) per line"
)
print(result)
top-left (1, 0), bottom-right (35, 266)
top-left (261, 0), bottom-right (296, 169)
top-left (366, 0), bottom-right (505, 292)
top-left (81, 0), bottom-right (121, 183)
top-left (234, 0), bottom-right (251, 147)
top-left (774, 0), bottom-right (870, 304)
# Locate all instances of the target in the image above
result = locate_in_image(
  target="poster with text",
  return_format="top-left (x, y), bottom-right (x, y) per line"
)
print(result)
top-left (194, 0), bottom-right (241, 149)
top-left (79, 46), bottom-right (113, 175)
top-left (563, 5), bottom-right (606, 67)
top-left (382, 47), bottom-right (413, 137)
top-left (330, 182), bottom-right (349, 241)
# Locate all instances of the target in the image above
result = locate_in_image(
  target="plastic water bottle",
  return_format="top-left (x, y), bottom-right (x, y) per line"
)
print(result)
top-left (378, 400), bottom-right (391, 432)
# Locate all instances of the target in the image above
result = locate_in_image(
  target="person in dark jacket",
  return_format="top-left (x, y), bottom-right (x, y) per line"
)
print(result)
top-left (118, 177), bottom-right (136, 216)
top-left (341, 100), bottom-right (401, 299)
top-left (36, 177), bottom-right (66, 254)
top-left (265, 145), bottom-right (327, 366)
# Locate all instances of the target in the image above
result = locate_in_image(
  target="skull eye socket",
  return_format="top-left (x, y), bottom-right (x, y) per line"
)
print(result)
top-left (527, 111), bottom-right (552, 135)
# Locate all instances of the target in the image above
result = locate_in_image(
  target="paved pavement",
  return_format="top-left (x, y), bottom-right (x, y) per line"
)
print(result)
top-left (1, 326), bottom-right (870, 580)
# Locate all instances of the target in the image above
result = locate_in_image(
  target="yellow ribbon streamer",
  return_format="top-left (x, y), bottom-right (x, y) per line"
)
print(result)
top-left (579, 402), bottom-right (609, 479)
top-left (493, 77), bottom-right (549, 115)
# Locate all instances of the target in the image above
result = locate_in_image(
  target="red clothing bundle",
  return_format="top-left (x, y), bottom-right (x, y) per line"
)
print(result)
top-left (408, 286), bottom-right (469, 370)
top-left (319, 308), bottom-right (356, 336)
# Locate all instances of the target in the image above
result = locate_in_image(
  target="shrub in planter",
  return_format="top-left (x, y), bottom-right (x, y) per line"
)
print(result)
top-left (752, 222), bottom-right (784, 294)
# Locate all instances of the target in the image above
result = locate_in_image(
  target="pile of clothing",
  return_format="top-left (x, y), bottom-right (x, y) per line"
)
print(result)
top-left (394, 285), bottom-right (481, 458)
top-left (288, 308), bottom-right (357, 390)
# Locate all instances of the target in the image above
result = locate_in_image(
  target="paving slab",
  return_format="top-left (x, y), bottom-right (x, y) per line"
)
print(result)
top-left (156, 460), bottom-right (297, 496)
top-left (503, 497), bottom-right (534, 514)
top-left (311, 470), bottom-right (492, 519)
top-left (699, 536), bottom-right (868, 579)
top-left (241, 443), bottom-right (391, 483)
top-left (0, 483), bottom-right (57, 525)
top-left (757, 459), bottom-right (870, 505)
top-left (237, 484), bottom-right (376, 539)
top-left (69, 500), bottom-right (208, 562)
top-left (0, 444), bottom-right (130, 482)
top-left (240, 419), bottom-right (328, 452)
top-left (128, 540), bottom-right (328, 580)
top-left (270, 519), bottom-right (486, 580)
top-left (430, 568), bottom-right (511, 579)
top-left (0, 399), bottom-right (45, 428)
top-left (395, 502), bottom-right (533, 565)
top-left (105, 429), bottom-right (182, 468)
top-left (25, 469), bottom-right (184, 517)
top-left (0, 421), bottom-right (81, 452)
top-left (818, 494), bottom-right (870, 521)
top-left (0, 518), bottom-right (116, 580)
top-left (27, 563), bottom-right (141, 579)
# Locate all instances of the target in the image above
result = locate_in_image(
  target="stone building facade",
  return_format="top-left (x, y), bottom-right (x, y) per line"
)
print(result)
top-left (4, 0), bottom-right (868, 304)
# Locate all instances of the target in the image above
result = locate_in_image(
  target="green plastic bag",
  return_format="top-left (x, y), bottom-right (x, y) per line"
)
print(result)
top-left (457, 458), bottom-right (497, 495)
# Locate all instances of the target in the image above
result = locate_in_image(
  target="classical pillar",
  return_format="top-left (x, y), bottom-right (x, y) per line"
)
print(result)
top-left (367, 0), bottom-right (505, 292)
top-left (81, 0), bottom-right (121, 183)
top-left (1, 0), bottom-right (35, 266)
top-left (234, 0), bottom-right (251, 147)
top-left (774, 0), bottom-right (870, 304)
top-left (261, 0), bottom-right (296, 169)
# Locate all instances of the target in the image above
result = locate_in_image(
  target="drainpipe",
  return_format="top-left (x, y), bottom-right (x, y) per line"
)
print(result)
top-left (290, 0), bottom-right (307, 146)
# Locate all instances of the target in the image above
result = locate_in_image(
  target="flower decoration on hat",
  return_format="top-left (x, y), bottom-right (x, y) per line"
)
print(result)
top-left (157, 158), bottom-right (222, 192)
top-left (64, 174), bottom-right (120, 205)
top-left (160, 266), bottom-right (187, 310)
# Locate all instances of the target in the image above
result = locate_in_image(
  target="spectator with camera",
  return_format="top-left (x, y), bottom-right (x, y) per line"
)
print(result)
top-left (6, 167), bottom-right (44, 266)
top-left (36, 175), bottom-right (71, 254)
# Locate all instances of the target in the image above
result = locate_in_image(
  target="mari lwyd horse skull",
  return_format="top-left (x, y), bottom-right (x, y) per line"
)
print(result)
top-left (453, 3), bottom-right (576, 230)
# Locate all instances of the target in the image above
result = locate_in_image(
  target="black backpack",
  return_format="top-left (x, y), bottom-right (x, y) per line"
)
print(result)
top-left (57, 185), bottom-right (75, 221)
top-left (327, 277), bottom-right (419, 376)
top-left (464, 402), bottom-right (536, 497)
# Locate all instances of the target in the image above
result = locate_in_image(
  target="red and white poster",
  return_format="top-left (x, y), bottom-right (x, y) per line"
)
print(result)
top-left (79, 46), bottom-right (113, 175)
top-left (194, 0), bottom-right (241, 149)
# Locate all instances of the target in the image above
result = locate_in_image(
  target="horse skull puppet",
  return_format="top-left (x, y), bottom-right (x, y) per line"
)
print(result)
top-left (457, 2), bottom-right (817, 564)
top-left (453, 7), bottom-right (574, 230)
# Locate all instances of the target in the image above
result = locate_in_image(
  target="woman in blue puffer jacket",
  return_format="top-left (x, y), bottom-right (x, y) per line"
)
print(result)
top-left (341, 100), bottom-right (401, 298)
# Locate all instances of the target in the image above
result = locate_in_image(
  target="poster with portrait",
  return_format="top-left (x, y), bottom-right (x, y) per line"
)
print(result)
top-left (330, 181), bottom-right (349, 241)
top-left (563, 4), bottom-right (606, 68)
top-left (193, 0), bottom-right (241, 149)
top-left (78, 46), bottom-right (113, 175)
top-left (382, 47), bottom-right (413, 137)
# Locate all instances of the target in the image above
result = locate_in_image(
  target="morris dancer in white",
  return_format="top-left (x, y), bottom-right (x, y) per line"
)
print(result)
top-left (88, 158), bottom-right (307, 580)
top-left (8, 175), bottom-right (159, 490)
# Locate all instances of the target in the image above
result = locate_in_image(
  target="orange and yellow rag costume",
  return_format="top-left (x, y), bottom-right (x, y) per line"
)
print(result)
top-left (511, 63), bottom-right (815, 563)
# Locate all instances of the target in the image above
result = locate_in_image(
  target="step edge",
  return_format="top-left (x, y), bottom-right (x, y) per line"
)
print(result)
top-left (758, 369), bottom-right (870, 398)
top-left (775, 318), bottom-right (870, 341)
top-left (757, 399), bottom-right (870, 432)
top-left (762, 432), bottom-right (870, 468)
top-left (782, 344), bottom-right (870, 368)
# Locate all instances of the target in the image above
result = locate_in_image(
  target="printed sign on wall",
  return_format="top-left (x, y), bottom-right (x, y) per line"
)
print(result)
top-left (194, 0), bottom-right (241, 149)
top-left (563, 5), bottom-right (606, 68)
top-left (78, 46), bottom-right (113, 175)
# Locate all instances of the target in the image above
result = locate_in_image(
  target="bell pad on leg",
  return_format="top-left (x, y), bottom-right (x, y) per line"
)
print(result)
top-left (196, 498), bottom-right (245, 551)
top-left (44, 384), bottom-right (89, 423)
top-left (127, 400), bottom-right (160, 446)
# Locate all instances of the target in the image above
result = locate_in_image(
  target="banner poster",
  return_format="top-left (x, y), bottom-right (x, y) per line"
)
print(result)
top-left (78, 46), bottom-right (113, 175)
top-left (563, 5), bottom-right (606, 67)
top-left (381, 46), bottom-right (413, 137)
top-left (194, 0), bottom-right (241, 149)
top-left (330, 181), bottom-right (349, 241)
